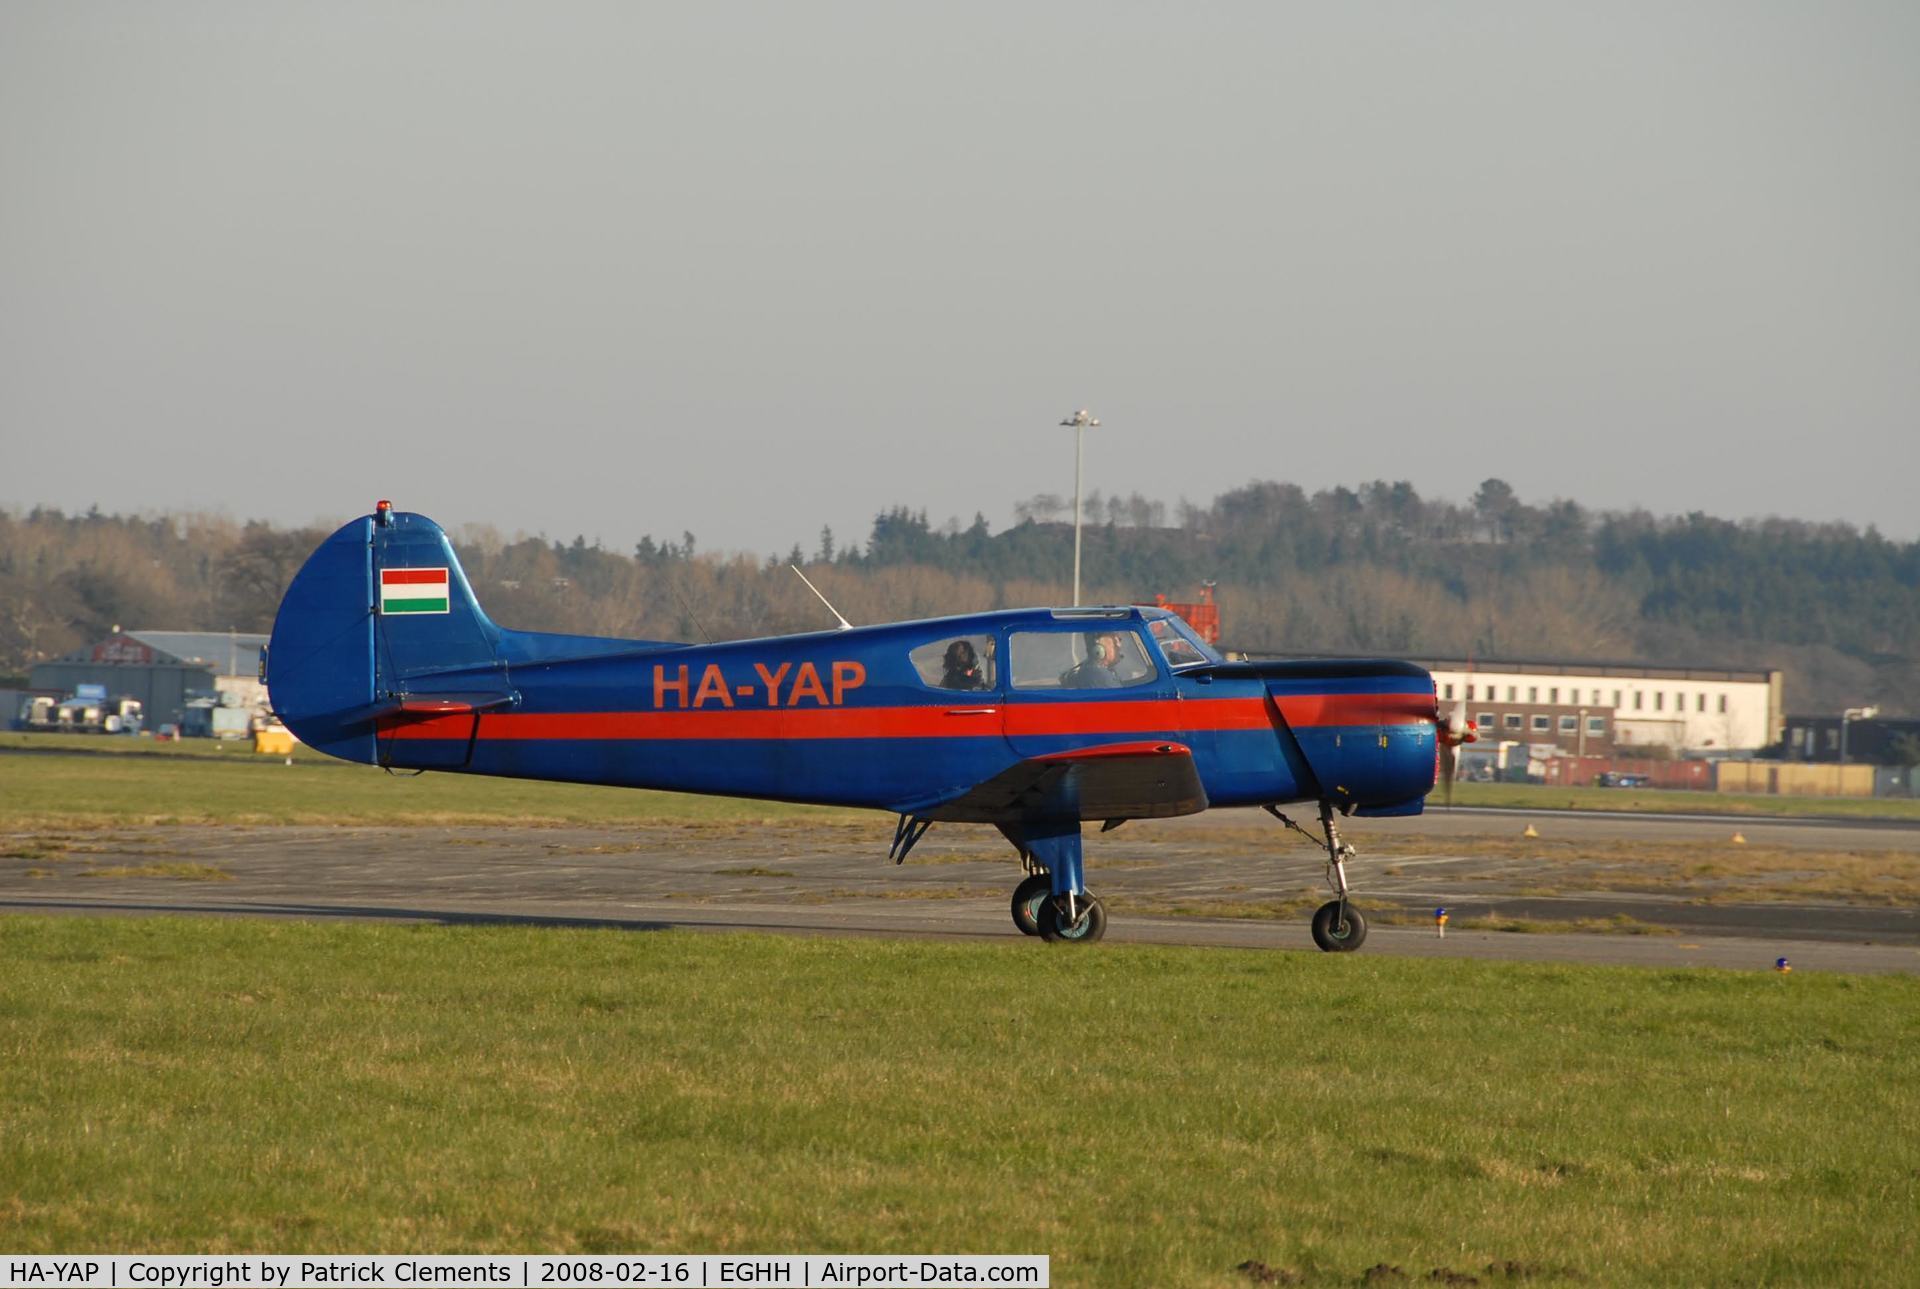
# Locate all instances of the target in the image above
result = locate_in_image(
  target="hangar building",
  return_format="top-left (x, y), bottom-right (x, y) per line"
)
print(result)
top-left (1782, 713), bottom-right (1920, 764)
top-left (29, 630), bottom-right (269, 729)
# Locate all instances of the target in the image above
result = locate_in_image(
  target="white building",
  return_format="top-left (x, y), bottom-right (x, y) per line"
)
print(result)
top-left (1420, 658), bottom-right (1782, 754)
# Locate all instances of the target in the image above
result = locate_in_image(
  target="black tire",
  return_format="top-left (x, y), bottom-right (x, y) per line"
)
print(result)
top-left (1310, 900), bottom-right (1368, 952)
top-left (1038, 893), bottom-right (1107, 944)
top-left (1011, 874), bottom-right (1051, 937)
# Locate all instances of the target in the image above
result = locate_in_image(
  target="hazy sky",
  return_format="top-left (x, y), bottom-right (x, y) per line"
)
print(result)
top-left (3, 2), bottom-right (1916, 554)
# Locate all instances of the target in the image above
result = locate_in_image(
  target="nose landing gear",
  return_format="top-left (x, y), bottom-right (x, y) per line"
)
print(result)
top-left (1266, 799), bottom-right (1370, 953)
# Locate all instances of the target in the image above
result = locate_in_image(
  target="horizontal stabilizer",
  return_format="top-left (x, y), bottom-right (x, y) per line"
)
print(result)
top-left (342, 691), bottom-right (518, 726)
top-left (388, 692), bottom-right (518, 719)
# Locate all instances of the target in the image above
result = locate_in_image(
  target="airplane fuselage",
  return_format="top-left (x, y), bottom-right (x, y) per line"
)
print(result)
top-left (367, 613), bottom-right (1440, 818)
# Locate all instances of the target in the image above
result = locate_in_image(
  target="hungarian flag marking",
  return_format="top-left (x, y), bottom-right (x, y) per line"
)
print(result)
top-left (380, 567), bottom-right (450, 615)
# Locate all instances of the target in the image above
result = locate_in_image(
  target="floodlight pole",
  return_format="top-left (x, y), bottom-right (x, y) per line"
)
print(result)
top-left (1060, 409), bottom-right (1099, 605)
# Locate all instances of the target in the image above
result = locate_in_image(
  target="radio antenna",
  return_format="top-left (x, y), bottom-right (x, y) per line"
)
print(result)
top-left (666, 571), bottom-right (715, 644)
top-left (790, 565), bottom-right (854, 631)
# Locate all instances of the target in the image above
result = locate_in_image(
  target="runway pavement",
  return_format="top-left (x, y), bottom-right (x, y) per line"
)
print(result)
top-left (3, 809), bottom-right (1916, 973)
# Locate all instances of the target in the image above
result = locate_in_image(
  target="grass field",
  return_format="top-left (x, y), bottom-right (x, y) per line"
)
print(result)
top-left (0, 732), bottom-right (341, 761)
top-left (5, 733), bottom-right (1919, 827)
top-left (0, 739), bottom-right (861, 828)
top-left (1, 917), bottom-right (1915, 1284)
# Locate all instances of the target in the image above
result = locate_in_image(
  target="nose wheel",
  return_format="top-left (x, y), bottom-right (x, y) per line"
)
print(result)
top-left (1310, 900), bottom-right (1367, 952)
top-left (1266, 799), bottom-right (1370, 954)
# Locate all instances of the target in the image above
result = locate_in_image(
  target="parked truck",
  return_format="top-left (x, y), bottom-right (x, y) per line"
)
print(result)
top-left (32, 686), bottom-right (145, 734)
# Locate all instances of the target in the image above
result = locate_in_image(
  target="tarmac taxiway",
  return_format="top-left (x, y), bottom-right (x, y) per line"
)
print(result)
top-left (3, 808), bottom-right (1915, 972)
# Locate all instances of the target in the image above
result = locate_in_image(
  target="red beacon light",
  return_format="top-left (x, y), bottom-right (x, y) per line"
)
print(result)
top-left (374, 499), bottom-right (394, 527)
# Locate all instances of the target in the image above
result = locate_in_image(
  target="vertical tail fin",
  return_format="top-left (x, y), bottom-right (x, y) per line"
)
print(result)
top-left (266, 507), bottom-right (502, 764)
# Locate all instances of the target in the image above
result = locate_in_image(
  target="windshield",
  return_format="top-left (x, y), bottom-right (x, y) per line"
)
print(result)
top-left (1148, 616), bottom-right (1220, 667)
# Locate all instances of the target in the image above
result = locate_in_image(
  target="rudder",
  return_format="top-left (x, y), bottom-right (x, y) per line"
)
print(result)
top-left (266, 506), bottom-right (504, 765)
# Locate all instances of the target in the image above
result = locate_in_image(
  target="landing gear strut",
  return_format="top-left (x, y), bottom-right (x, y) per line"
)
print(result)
top-left (1266, 799), bottom-right (1369, 953)
top-left (999, 820), bottom-right (1106, 944)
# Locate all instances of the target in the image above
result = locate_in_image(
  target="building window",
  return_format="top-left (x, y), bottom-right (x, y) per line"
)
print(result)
top-left (1654, 692), bottom-right (1663, 711)
top-left (1718, 695), bottom-right (1727, 714)
top-left (1558, 715), bottom-right (1577, 732)
top-left (1528, 686), bottom-right (1538, 702)
top-left (1443, 683), bottom-right (1454, 699)
top-left (1549, 687), bottom-right (1560, 703)
top-left (1825, 729), bottom-right (1839, 750)
top-left (1675, 691), bottom-right (1684, 710)
top-left (1507, 686), bottom-right (1517, 702)
top-left (1697, 693), bottom-right (1706, 712)
top-left (1504, 713), bottom-right (1523, 731)
top-left (1531, 714), bottom-right (1550, 732)
top-left (1586, 716), bottom-right (1606, 735)
top-left (1613, 689), bottom-right (1622, 708)
top-left (1466, 683), bottom-right (1475, 700)
top-left (1592, 689), bottom-right (1602, 705)
top-left (1477, 713), bottom-right (1494, 730)
top-left (1633, 691), bottom-right (1643, 710)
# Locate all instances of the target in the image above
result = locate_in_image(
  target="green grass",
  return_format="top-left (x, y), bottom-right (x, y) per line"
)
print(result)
top-left (0, 731), bottom-right (339, 761)
top-left (1, 917), bottom-right (1916, 1285)
top-left (0, 745), bottom-right (865, 828)
top-left (1448, 779), bottom-right (1920, 820)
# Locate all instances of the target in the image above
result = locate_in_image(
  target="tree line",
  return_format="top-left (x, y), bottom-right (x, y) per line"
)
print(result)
top-left (3, 481), bottom-right (1915, 721)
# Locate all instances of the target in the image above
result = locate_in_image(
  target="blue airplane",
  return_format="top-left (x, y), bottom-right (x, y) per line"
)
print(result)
top-left (266, 502), bottom-right (1474, 950)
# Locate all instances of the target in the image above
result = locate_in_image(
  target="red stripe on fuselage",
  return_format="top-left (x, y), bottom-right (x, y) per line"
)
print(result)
top-left (381, 568), bottom-right (447, 585)
top-left (1272, 692), bottom-right (1437, 727)
top-left (380, 693), bottom-right (1435, 741)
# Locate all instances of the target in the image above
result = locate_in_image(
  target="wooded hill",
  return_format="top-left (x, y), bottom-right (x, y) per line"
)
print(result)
top-left (3, 479), bottom-right (1915, 720)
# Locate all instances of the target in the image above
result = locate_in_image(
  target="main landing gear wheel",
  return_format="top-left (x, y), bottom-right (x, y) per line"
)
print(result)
top-left (1039, 894), bottom-right (1108, 943)
top-left (1011, 874), bottom-right (1051, 937)
top-left (1311, 900), bottom-right (1368, 952)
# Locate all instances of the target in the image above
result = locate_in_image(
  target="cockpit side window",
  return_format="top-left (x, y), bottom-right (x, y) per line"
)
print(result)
top-left (1009, 629), bottom-right (1158, 690)
top-left (909, 634), bottom-right (997, 692)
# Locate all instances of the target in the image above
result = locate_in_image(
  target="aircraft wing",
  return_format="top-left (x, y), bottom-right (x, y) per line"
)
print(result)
top-left (916, 741), bottom-right (1208, 824)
